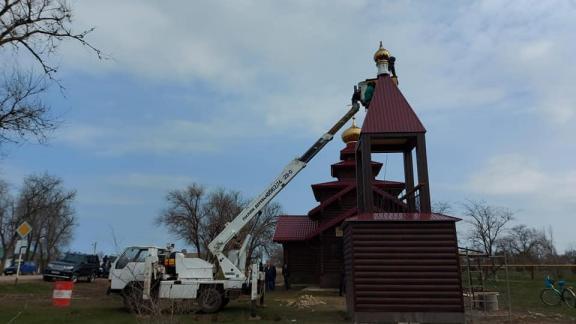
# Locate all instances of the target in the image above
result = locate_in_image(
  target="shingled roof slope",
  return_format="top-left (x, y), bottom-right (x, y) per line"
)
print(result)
top-left (361, 74), bottom-right (426, 134)
top-left (273, 216), bottom-right (317, 242)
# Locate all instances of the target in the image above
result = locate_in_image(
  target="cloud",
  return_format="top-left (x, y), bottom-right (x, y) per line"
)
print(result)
top-left (105, 173), bottom-right (194, 190)
top-left (468, 154), bottom-right (546, 195)
top-left (75, 192), bottom-right (145, 206)
top-left (54, 117), bottom-right (255, 155)
top-left (518, 40), bottom-right (554, 62)
top-left (53, 0), bottom-right (576, 135)
top-left (464, 152), bottom-right (576, 250)
top-left (74, 173), bottom-right (197, 206)
top-left (468, 154), bottom-right (576, 200)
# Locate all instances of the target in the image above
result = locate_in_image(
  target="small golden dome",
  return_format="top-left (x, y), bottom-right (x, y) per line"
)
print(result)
top-left (341, 117), bottom-right (361, 143)
top-left (373, 41), bottom-right (390, 62)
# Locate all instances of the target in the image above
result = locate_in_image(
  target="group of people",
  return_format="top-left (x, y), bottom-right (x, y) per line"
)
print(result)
top-left (263, 262), bottom-right (290, 291)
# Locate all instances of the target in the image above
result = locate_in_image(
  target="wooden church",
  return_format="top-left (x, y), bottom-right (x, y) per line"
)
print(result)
top-left (273, 117), bottom-right (405, 288)
top-left (274, 43), bottom-right (464, 323)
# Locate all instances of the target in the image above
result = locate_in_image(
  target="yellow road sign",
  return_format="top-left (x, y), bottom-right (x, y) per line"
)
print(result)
top-left (16, 221), bottom-right (32, 238)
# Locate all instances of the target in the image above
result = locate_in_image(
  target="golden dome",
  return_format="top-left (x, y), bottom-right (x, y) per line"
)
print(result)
top-left (341, 117), bottom-right (361, 143)
top-left (373, 41), bottom-right (390, 62)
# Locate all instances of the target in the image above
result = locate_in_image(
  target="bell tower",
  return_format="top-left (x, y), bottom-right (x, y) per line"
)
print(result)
top-left (356, 43), bottom-right (431, 214)
top-left (344, 44), bottom-right (464, 324)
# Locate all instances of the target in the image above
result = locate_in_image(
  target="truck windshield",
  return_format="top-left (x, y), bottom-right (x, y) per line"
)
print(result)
top-left (115, 247), bottom-right (147, 269)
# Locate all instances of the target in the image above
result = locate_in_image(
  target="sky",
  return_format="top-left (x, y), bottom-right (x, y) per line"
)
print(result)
top-left (2, 0), bottom-right (576, 254)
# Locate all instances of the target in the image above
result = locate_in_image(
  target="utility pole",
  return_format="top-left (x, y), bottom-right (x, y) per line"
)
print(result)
top-left (92, 242), bottom-right (97, 255)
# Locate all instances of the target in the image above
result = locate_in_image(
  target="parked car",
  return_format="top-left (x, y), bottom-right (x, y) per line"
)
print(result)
top-left (3, 261), bottom-right (37, 275)
top-left (43, 253), bottom-right (100, 283)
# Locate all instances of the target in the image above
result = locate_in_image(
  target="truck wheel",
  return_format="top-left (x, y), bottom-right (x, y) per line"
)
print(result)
top-left (199, 287), bottom-right (223, 313)
top-left (87, 272), bottom-right (96, 283)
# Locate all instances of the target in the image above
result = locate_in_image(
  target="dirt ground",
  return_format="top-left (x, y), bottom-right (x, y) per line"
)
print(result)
top-left (1, 276), bottom-right (576, 323)
top-left (0, 274), bottom-right (42, 282)
top-left (466, 310), bottom-right (576, 323)
top-left (0, 277), bottom-right (350, 323)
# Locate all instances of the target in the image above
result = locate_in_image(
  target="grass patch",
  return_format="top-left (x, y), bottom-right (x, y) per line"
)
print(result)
top-left (0, 281), bottom-right (52, 294)
top-left (467, 270), bottom-right (576, 319)
top-left (5, 272), bottom-right (575, 323)
top-left (0, 280), bottom-right (347, 323)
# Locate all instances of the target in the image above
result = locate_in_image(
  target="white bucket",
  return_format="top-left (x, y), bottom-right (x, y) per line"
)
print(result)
top-left (476, 292), bottom-right (499, 311)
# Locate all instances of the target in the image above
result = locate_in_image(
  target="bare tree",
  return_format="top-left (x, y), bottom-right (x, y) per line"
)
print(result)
top-left (560, 246), bottom-right (576, 265)
top-left (432, 201), bottom-right (452, 214)
top-left (268, 244), bottom-right (283, 266)
top-left (0, 0), bottom-right (102, 77)
top-left (0, 71), bottom-right (54, 143)
top-left (497, 224), bottom-right (548, 263)
top-left (538, 226), bottom-right (558, 263)
top-left (199, 188), bottom-right (246, 263)
top-left (0, 0), bottom-right (102, 145)
top-left (0, 173), bottom-right (76, 270)
top-left (245, 201), bottom-right (280, 262)
top-left (157, 184), bottom-right (206, 258)
top-left (463, 200), bottom-right (513, 256)
top-left (0, 179), bottom-right (17, 271)
top-left (157, 183), bottom-right (280, 266)
top-left (14, 173), bottom-right (76, 269)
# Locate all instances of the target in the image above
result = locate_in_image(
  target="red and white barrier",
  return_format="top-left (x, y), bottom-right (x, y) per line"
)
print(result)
top-left (53, 281), bottom-right (74, 307)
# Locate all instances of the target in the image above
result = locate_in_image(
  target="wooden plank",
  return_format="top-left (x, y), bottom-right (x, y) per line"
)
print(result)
top-left (353, 240), bottom-right (457, 247)
top-left (356, 297), bottom-right (462, 304)
top-left (354, 259), bottom-right (457, 266)
top-left (353, 265), bottom-right (458, 272)
top-left (353, 246), bottom-right (457, 253)
top-left (353, 271), bottom-right (458, 279)
top-left (354, 284), bottom-right (461, 291)
top-left (356, 304), bottom-right (462, 312)
top-left (356, 291), bottom-right (462, 297)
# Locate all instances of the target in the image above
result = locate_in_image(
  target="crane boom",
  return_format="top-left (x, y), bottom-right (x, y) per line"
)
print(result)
top-left (208, 101), bottom-right (360, 279)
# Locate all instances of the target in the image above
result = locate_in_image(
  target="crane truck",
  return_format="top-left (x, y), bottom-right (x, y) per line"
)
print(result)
top-left (108, 98), bottom-right (361, 314)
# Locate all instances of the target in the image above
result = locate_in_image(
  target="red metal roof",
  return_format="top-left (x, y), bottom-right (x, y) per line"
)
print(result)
top-left (361, 74), bottom-right (426, 134)
top-left (311, 179), bottom-right (404, 188)
top-left (305, 207), bottom-right (357, 240)
top-left (331, 160), bottom-right (382, 177)
top-left (310, 179), bottom-right (404, 202)
top-left (308, 185), bottom-right (355, 217)
top-left (273, 216), bottom-right (317, 242)
top-left (346, 212), bottom-right (460, 222)
top-left (311, 180), bottom-right (353, 188)
top-left (339, 142), bottom-right (356, 160)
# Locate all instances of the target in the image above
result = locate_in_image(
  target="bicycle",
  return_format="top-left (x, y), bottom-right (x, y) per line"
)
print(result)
top-left (540, 276), bottom-right (576, 308)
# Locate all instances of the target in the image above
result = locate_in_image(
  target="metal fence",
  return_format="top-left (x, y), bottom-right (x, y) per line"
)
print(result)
top-left (460, 248), bottom-right (512, 321)
top-left (460, 247), bottom-right (576, 321)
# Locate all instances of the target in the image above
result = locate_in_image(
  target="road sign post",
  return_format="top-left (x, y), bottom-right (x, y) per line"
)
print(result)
top-left (15, 222), bottom-right (32, 285)
top-left (14, 244), bottom-right (26, 284)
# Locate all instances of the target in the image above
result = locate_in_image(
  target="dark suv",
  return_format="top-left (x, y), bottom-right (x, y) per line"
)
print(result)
top-left (43, 253), bottom-right (100, 283)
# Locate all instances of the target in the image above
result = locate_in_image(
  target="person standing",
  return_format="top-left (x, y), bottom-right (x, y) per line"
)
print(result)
top-left (264, 263), bottom-right (271, 291)
top-left (270, 263), bottom-right (277, 291)
top-left (283, 263), bottom-right (290, 290)
top-left (339, 264), bottom-right (346, 296)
